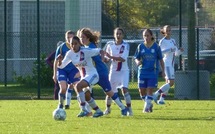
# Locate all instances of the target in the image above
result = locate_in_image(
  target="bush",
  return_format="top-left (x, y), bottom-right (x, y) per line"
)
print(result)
top-left (210, 73), bottom-right (215, 90)
top-left (14, 54), bottom-right (54, 88)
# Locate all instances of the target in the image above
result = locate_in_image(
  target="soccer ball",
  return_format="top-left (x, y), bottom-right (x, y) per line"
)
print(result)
top-left (53, 108), bottom-right (66, 121)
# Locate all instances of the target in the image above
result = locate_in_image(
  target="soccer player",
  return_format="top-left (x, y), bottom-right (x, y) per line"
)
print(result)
top-left (52, 30), bottom-right (80, 110)
top-left (78, 27), bottom-right (129, 116)
top-left (46, 41), bottom-right (63, 100)
top-left (57, 36), bottom-right (104, 118)
top-left (153, 25), bottom-right (184, 104)
top-left (103, 27), bottom-right (133, 116)
top-left (134, 29), bottom-right (165, 113)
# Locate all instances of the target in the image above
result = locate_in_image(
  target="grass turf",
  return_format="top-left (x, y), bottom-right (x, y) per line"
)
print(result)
top-left (0, 100), bottom-right (215, 134)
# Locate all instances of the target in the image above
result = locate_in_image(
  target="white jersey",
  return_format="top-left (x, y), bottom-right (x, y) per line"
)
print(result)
top-left (159, 37), bottom-right (183, 66)
top-left (105, 41), bottom-right (129, 71)
top-left (58, 47), bottom-right (101, 78)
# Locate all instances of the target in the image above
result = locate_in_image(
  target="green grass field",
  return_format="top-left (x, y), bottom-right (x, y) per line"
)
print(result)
top-left (0, 80), bottom-right (215, 134)
top-left (0, 100), bottom-right (215, 134)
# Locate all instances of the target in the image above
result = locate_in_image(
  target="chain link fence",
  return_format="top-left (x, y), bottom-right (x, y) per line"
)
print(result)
top-left (1, 0), bottom-right (215, 99)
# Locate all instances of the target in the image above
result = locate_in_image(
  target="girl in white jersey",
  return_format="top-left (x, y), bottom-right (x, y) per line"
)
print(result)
top-left (103, 27), bottom-right (133, 116)
top-left (153, 25), bottom-right (184, 104)
top-left (57, 36), bottom-right (104, 118)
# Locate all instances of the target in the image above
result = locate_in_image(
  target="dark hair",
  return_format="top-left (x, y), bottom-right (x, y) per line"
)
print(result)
top-left (160, 25), bottom-right (171, 35)
top-left (143, 28), bottom-right (155, 41)
top-left (70, 36), bottom-right (81, 44)
top-left (114, 27), bottom-right (125, 35)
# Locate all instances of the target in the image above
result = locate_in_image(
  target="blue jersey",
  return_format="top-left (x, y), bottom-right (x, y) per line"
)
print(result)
top-left (55, 42), bottom-right (76, 72)
top-left (86, 42), bottom-right (109, 76)
top-left (134, 42), bottom-right (163, 78)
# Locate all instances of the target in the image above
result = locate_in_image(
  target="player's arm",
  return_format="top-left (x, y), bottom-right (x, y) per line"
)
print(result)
top-left (105, 52), bottom-right (125, 62)
top-left (175, 47), bottom-right (184, 56)
top-left (57, 51), bottom-right (72, 69)
top-left (52, 46), bottom-right (62, 83)
top-left (159, 59), bottom-right (165, 79)
top-left (52, 57), bottom-right (58, 83)
top-left (134, 44), bottom-right (142, 66)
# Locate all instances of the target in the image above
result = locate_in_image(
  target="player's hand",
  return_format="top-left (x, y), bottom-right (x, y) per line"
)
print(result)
top-left (105, 52), bottom-right (112, 59)
top-left (179, 47), bottom-right (184, 52)
top-left (52, 75), bottom-right (57, 83)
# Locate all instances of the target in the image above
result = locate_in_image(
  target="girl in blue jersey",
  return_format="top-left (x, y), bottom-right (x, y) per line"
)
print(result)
top-left (134, 29), bottom-right (165, 113)
top-left (52, 30), bottom-right (80, 109)
top-left (79, 27), bottom-right (129, 116)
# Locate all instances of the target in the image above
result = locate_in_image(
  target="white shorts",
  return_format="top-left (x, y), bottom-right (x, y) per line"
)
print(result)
top-left (109, 70), bottom-right (129, 93)
top-left (164, 66), bottom-right (175, 80)
top-left (82, 73), bottom-right (99, 86)
top-left (83, 86), bottom-right (92, 93)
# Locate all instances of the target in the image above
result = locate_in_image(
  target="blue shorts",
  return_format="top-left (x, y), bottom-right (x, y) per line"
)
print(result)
top-left (97, 74), bottom-right (111, 92)
top-left (57, 68), bottom-right (80, 84)
top-left (138, 77), bottom-right (158, 88)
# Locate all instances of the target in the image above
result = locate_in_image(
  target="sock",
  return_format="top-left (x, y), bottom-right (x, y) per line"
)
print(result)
top-left (140, 95), bottom-right (146, 101)
top-left (105, 96), bottom-right (112, 110)
top-left (77, 91), bottom-right (86, 111)
top-left (146, 95), bottom-right (153, 104)
top-left (111, 93), bottom-right (125, 110)
top-left (65, 88), bottom-right (72, 106)
top-left (85, 102), bottom-right (92, 113)
top-left (157, 83), bottom-right (170, 94)
top-left (124, 92), bottom-right (131, 108)
top-left (159, 93), bottom-right (166, 102)
top-left (58, 93), bottom-right (65, 108)
top-left (87, 98), bottom-right (101, 112)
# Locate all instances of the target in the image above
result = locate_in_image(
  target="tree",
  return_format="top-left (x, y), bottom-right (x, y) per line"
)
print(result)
top-left (102, 0), bottom-right (188, 30)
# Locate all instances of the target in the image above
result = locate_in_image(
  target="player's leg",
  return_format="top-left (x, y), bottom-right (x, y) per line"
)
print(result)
top-left (98, 74), bottom-right (128, 116)
top-left (104, 95), bottom-right (112, 115)
top-left (58, 81), bottom-right (67, 109)
top-left (85, 91), bottom-right (103, 118)
top-left (153, 66), bottom-right (172, 103)
top-left (75, 80), bottom-right (89, 117)
top-left (103, 72), bottom-right (118, 115)
top-left (158, 79), bottom-right (174, 104)
top-left (138, 77), bottom-right (147, 102)
top-left (84, 75), bottom-right (103, 118)
top-left (54, 82), bottom-right (60, 100)
top-left (121, 71), bottom-right (133, 116)
top-left (57, 69), bottom-right (68, 109)
top-left (65, 70), bottom-right (80, 109)
top-left (144, 78), bottom-right (158, 113)
top-left (65, 84), bottom-right (73, 109)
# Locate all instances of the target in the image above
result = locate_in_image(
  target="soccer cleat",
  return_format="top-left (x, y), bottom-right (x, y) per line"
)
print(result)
top-left (153, 93), bottom-right (158, 104)
top-left (58, 104), bottom-right (63, 109)
top-left (77, 110), bottom-right (89, 117)
top-left (121, 107), bottom-right (129, 116)
top-left (93, 111), bottom-right (104, 118)
top-left (103, 109), bottom-right (111, 115)
top-left (127, 107), bottom-right (133, 116)
top-left (65, 105), bottom-right (70, 109)
top-left (143, 103), bottom-right (153, 113)
top-left (149, 103), bottom-right (153, 112)
top-left (157, 100), bottom-right (165, 105)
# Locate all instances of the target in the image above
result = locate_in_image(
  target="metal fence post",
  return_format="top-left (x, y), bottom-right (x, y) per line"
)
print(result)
top-left (37, 0), bottom-right (41, 99)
